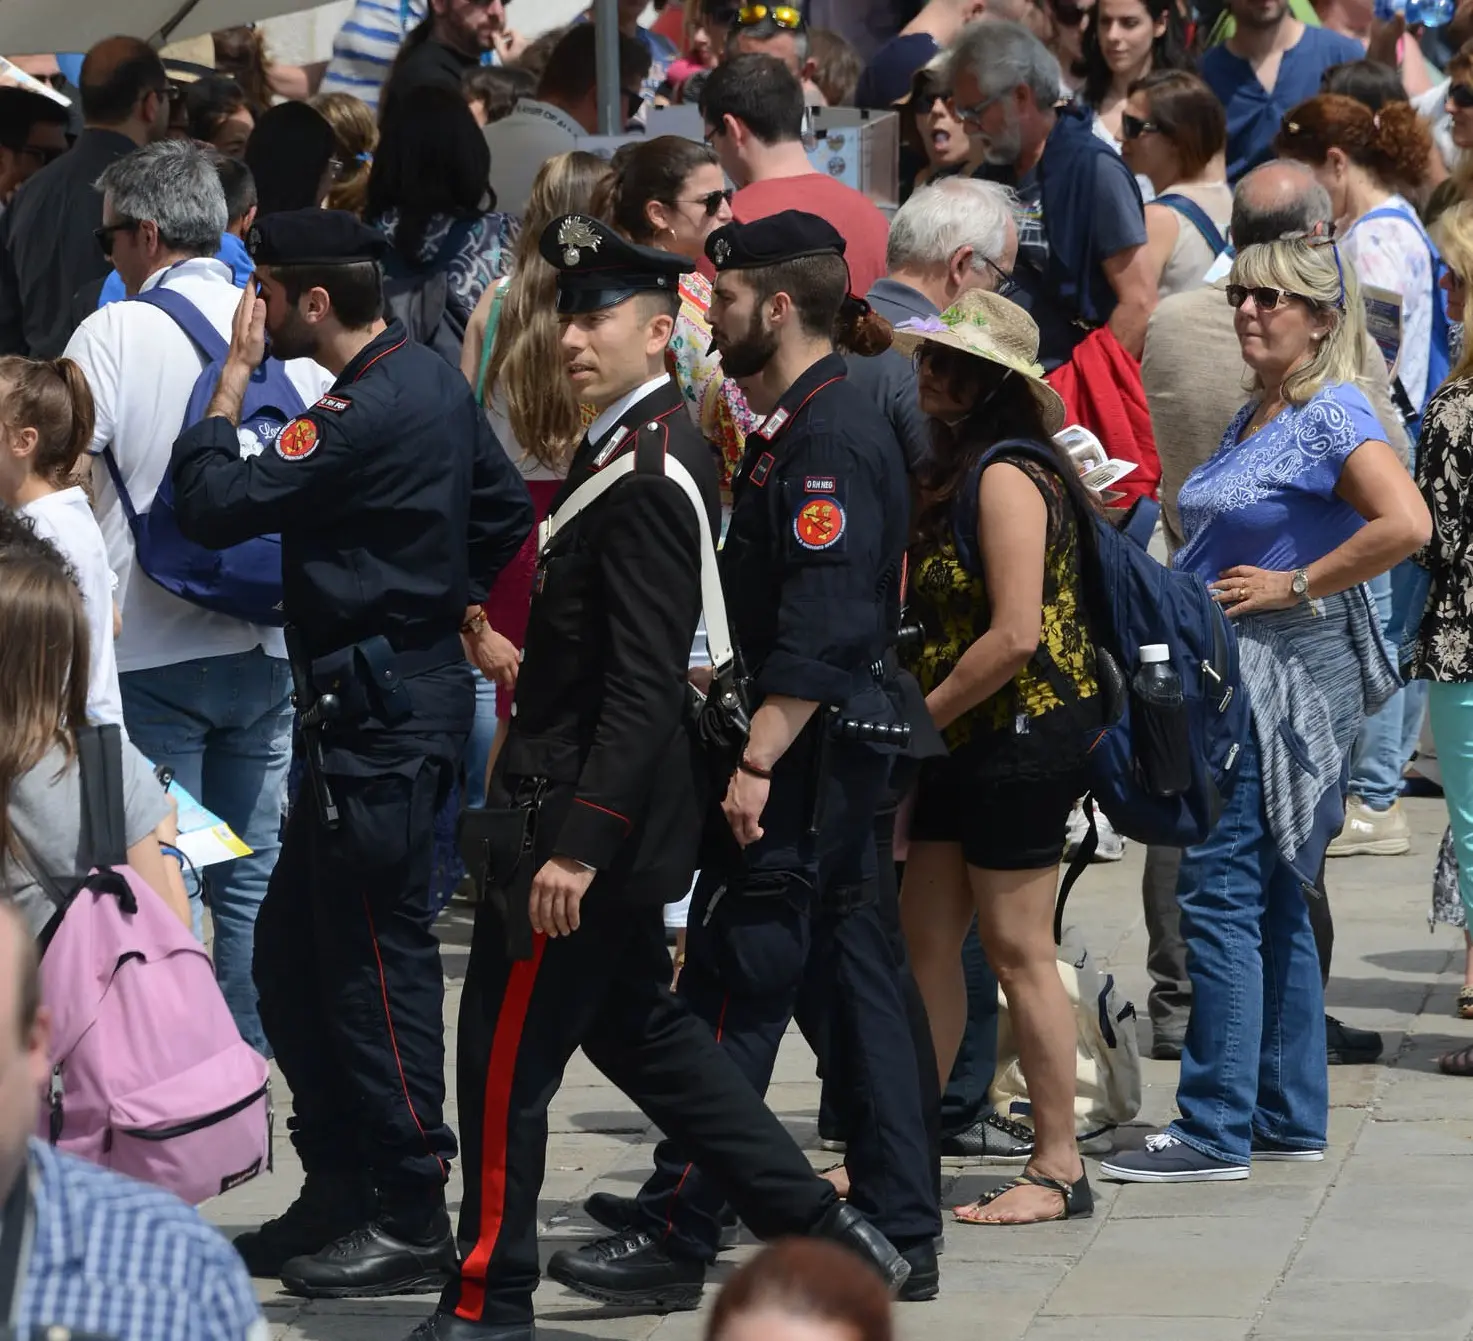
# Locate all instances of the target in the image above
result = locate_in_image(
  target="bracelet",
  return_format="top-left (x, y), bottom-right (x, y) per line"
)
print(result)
top-left (159, 843), bottom-right (184, 867)
top-left (460, 610), bottom-right (488, 635)
top-left (737, 758), bottom-right (773, 781)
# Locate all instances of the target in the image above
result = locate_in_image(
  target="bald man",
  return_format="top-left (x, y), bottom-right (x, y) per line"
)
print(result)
top-left (0, 901), bottom-right (266, 1340)
top-left (1139, 158), bottom-right (1406, 1067)
top-left (0, 34), bottom-right (169, 357)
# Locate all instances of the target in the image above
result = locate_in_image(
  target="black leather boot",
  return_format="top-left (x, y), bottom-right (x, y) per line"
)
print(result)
top-left (584, 1192), bottom-right (740, 1249)
top-left (547, 1230), bottom-right (706, 1312)
top-left (280, 1200), bottom-right (458, 1299)
top-left (403, 1312), bottom-right (534, 1340)
top-left (811, 1202), bottom-right (911, 1295)
top-left (232, 1170), bottom-right (376, 1278)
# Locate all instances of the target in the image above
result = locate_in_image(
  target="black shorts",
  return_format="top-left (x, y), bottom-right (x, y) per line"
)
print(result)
top-left (907, 752), bottom-right (1085, 871)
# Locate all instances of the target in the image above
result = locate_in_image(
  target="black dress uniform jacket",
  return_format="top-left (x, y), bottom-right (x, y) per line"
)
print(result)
top-left (495, 376), bottom-right (720, 904)
top-left (723, 351), bottom-right (908, 715)
top-left (170, 320), bottom-right (533, 663)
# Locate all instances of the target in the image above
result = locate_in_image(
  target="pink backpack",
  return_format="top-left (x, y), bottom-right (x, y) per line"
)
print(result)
top-left (25, 726), bottom-right (272, 1206)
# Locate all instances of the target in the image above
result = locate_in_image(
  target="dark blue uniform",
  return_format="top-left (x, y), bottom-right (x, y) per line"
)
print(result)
top-left (631, 352), bottom-right (942, 1266)
top-left (171, 320), bottom-right (532, 1233)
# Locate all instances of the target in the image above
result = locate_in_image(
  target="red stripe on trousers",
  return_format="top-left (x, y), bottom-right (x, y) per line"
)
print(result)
top-left (455, 932), bottom-right (549, 1320)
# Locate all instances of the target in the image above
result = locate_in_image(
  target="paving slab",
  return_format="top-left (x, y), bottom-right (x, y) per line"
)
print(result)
top-left (217, 797), bottom-right (1473, 1339)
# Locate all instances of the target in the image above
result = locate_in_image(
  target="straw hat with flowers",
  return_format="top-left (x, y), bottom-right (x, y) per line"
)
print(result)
top-left (889, 289), bottom-right (1067, 436)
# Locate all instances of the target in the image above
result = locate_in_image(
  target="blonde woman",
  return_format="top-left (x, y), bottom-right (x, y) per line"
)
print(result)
top-left (459, 151), bottom-right (611, 756)
top-left (1409, 202), bottom-right (1473, 1052)
top-left (309, 91), bottom-right (377, 218)
top-left (1103, 238), bottom-right (1429, 1183)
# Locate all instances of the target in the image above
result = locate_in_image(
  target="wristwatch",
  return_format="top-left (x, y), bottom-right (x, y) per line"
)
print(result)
top-left (1291, 568), bottom-right (1312, 603)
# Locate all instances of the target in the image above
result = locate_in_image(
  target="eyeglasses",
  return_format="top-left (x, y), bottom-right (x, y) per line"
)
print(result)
top-left (1225, 284), bottom-right (1314, 311)
top-left (18, 143), bottom-right (64, 167)
top-left (912, 344), bottom-right (971, 379)
top-left (736, 4), bottom-right (803, 29)
top-left (93, 218), bottom-right (141, 258)
top-left (1450, 82), bottom-right (1473, 109)
top-left (676, 188), bottom-right (733, 217)
top-left (983, 256), bottom-right (1019, 298)
top-left (1052, 0), bottom-right (1089, 26)
top-left (952, 92), bottom-right (1004, 125)
top-left (1120, 112), bottom-right (1161, 140)
top-left (915, 84), bottom-right (952, 110)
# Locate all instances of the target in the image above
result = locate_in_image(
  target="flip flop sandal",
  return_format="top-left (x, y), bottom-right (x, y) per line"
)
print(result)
top-left (953, 1168), bottom-right (1095, 1225)
top-left (1439, 1043), bottom-right (1473, 1076)
top-left (1457, 987), bottom-right (1473, 1020)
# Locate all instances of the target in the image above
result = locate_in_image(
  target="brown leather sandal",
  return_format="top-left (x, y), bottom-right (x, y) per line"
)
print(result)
top-left (953, 1168), bottom-right (1094, 1225)
top-left (1439, 1043), bottom-right (1473, 1076)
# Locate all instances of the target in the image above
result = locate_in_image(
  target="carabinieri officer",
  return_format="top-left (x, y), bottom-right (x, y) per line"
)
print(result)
top-left (408, 214), bottom-right (908, 1341)
top-left (560, 210), bottom-right (944, 1307)
top-left (169, 209), bottom-right (533, 1299)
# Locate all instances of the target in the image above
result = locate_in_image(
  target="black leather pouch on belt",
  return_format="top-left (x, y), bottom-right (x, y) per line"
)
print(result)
top-left (311, 633), bottom-right (463, 727)
top-left (458, 781), bottom-right (545, 961)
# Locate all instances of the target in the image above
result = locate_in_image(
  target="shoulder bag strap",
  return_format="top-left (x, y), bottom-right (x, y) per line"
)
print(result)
top-left (1155, 193), bottom-right (1226, 256)
top-left (76, 724), bottom-right (128, 869)
top-left (534, 448), bottom-right (734, 674)
top-left (476, 284), bottom-right (507, 406)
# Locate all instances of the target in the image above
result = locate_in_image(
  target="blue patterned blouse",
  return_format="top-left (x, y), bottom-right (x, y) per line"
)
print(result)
top-left (373, 207), bottom-right (518, 329)
top-left (1175, 382), bottom-right (1384, 582)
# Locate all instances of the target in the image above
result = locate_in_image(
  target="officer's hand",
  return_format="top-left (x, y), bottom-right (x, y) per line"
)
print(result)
top-left (228, 280), bottom-right (268, 371)
top-left (464, 623), bottom-right (520, 692)
top-left (529, 856), bottom-right (595, 937)
top-left (722, 769), bottom-right (769, 847)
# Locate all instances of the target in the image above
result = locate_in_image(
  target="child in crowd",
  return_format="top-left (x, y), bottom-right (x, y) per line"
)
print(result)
top-left (0, 355), bottom-right (123, 728)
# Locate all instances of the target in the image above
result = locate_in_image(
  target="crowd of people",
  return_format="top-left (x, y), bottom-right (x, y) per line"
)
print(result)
top-left (4, 0), bottom-right (1473, 1337)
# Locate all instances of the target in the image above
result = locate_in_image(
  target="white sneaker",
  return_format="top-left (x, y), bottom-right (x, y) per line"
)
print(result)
top-left (1326, 796), bottom-right (1411, 858)
top-left (1064, 799), bottom-right (1124, 862)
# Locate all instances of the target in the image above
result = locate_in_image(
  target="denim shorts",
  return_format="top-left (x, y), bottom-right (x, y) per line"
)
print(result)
top-left (909, 753), bottom-right (1084, 871)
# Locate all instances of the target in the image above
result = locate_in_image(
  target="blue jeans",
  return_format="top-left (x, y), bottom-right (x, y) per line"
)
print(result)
top-left (462, 671), bottom-right (497, 810)
top-left (120, 648), bottom-right (294, 1055)
top-left (1170, 734), bottom-right (1328, 1165)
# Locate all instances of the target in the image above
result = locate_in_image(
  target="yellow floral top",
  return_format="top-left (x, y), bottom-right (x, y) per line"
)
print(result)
top-left (910, 455), bottom-right (1101, 772)
top-left (667, 272), bottom-right (755, 491)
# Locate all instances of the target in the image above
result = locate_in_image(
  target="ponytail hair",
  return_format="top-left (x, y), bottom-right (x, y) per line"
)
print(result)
top-left (837, 295), bottom-right (893, 357)
top-left (0, 355), bottom-right (96, 489)
top-left (1275, 93), bottom-right (1431, 194)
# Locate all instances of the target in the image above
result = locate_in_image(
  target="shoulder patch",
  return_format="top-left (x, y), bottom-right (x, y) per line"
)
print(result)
top-left (275, 417), bottom-right (319, 461)
top-left (314, 394), bottom-right (352, 415)
top-left (793, 494), bottom-right (846, 551)
top-left (756, 406), bottom-right (790, 441)
top-left (593, 425), bottom-right (631, 469)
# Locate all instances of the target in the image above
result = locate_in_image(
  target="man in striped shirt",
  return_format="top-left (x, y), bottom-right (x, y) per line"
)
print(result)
top-left (0, 902), bottom-right (264, 1341)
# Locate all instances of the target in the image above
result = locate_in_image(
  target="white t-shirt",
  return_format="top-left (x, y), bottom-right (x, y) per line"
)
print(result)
top-left (21, 487), bottom-right (124, 728)
top-left (1415, 80), bottom-right (1458, 183)
top-left (1343, 195), bottom-right (1435, 413)
top-left (64, 258), bottom-right (334, 674)
top-left (484, 100), bottom-right (583, 220)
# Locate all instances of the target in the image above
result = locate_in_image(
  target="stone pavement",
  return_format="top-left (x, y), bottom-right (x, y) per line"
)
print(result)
top-left (212, 794), bottom-right (1473, 1341)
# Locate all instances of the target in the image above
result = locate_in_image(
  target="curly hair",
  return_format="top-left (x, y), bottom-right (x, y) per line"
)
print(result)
top-left (1275, 93), bottom-right (1431, 195)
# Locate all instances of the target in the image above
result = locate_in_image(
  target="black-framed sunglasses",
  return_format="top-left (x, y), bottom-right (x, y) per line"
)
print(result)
top-left (93, 218), bottom-right (141, 258)
top-left (1450, 82), bottom-right (1473, 109)
top-left (676, 187), bottom-right (733, 217)
top-left (983, 256), bottom-right (1019, 298)
top-left (1052, 0), bottom-right (1088, 26)
top-left (1225, 283), bottom-right (1313, 311)
top-left (912, 344), bottom-right (971, 379)
top-left (1120, 112), bottom-right (1161, 140)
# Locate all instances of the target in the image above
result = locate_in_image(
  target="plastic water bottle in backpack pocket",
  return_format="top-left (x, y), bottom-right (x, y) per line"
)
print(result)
top-left (1130, 643), bottom-right (1192, 797)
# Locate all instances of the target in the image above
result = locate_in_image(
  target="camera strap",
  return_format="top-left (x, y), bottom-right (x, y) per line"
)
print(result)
top-left (538, 451), bottom-right (734, 676)
top-left (0, 1169), bottom-right (34, 1329)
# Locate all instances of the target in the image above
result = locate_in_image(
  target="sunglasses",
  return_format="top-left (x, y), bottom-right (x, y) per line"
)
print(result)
top-left (737, 4), bottom-right (803, 29)
top-left (912, 344), bottom-right (973, 380)
top-left (1225, 284), bottom-right (1314, 311)
top-left (1450, 82), bottom-right (1473, 109)
top-left (93, 218), bottom-right (141, 258)
top-left (953, 91), bottom-right (1004, 125)
top-left (1052, 0), bottom-right (1088, 25)
top-left (1120, 112), bottom-right (1161, 140)
top-left (676, 187), bottom-right (733, 217)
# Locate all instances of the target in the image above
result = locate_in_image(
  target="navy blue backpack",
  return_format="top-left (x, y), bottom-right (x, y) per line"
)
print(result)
top-left (100, 287), bottom-right (305, 627)
top-left (957, 441), bottom-right (1250, 935)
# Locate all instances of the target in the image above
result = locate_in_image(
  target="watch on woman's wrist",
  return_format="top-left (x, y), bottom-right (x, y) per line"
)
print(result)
top-left (1291, 568), bottom-right (1311, 603)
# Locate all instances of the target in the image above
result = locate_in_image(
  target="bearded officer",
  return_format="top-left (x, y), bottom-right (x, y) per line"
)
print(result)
top-left (169, 208), bottom-right (533, 1298)
top-left (406, 213), bottom-right (909, 1341)
top-left (559, 210), bottom-right (943, 1307)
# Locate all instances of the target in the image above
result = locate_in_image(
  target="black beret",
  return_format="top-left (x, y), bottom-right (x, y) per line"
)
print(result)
top-left (539, 214), bottom-right (694, 315)
top-left (705, 210), bottom-right (847, 272)
top-left (248, 209), bottom-right (391, 267)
